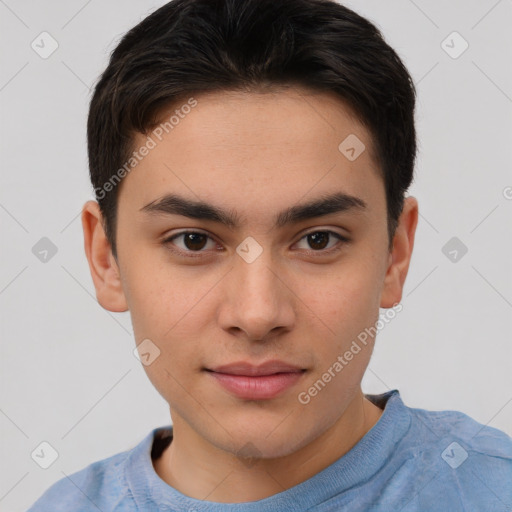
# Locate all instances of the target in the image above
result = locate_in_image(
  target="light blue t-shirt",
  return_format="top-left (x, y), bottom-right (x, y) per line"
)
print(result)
top-left (27, 390), bottom-right (512, 511)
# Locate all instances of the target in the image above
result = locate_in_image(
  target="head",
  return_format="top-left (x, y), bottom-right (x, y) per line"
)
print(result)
top-left (83, 0), bottom-right (418, 461)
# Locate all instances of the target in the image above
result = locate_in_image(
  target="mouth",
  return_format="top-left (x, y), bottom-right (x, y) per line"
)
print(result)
top-left (204, 360), bottom-right (307, 400)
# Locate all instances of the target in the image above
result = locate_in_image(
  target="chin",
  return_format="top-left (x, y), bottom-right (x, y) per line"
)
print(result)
top-left (216, 421), bottom-right (315, 461)
top-left (232, 438), bottom-right (302, 461)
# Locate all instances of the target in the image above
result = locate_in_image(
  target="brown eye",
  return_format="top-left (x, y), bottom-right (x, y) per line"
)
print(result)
top-left (182, 233), bottom-right (208, 251)
top-left (307, 232), bottom-right (330, 250)
top-left (163, 231), bottom-right (218, 256)
top-left (295, 231), bottom-right (348, 252)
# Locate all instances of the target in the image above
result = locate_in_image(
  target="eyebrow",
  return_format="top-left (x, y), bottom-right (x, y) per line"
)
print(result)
top-left (140, 191), bottom-right (367, 229)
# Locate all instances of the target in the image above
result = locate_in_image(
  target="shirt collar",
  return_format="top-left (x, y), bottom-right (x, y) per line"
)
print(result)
top-left (124, 389), bottom-right (411, 511)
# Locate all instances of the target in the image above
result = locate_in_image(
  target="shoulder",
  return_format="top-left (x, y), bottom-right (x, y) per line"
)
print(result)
top-left (395, 397), bottom-right (512, 510)
top-left (407, 402), bottom-right (512, 457)
top-left (26, 442), bottom-right (138, 511)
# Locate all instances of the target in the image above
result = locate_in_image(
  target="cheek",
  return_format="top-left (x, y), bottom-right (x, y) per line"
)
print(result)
top-left (123, 267), bottom-right (207, 403)
top-left (120, 259), bottom-right (220, 379)
top-left (306, 258), bottom-right (383, 341)
top-left (121, 255), bottom-right (205, 340)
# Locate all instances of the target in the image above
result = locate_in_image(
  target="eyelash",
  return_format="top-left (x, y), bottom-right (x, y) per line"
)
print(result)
top-left (161, 230), bottom-right (349, 259)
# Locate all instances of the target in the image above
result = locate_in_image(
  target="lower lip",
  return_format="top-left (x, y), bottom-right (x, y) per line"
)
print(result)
top-left (208, 371), bottom-right (304, 400)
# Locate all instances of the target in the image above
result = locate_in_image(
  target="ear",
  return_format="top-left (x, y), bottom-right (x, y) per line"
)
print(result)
top-left (380, 196), bottom-right (418, 308)
top-left (81, 200), bottom-right (128, 312)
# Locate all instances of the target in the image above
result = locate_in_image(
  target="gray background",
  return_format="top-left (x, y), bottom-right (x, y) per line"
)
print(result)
top-left (1, 0), bottom-right (511, 510)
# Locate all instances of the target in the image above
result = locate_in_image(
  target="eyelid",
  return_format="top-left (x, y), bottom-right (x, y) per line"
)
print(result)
top-left (293, 229), bottom-right (349, 255)
top-left (297, 226), bottom-right (349, 241)
top-left (162, 229), bottom-right (221, 257)
top-left (162, 228), bottom-right (349, 258)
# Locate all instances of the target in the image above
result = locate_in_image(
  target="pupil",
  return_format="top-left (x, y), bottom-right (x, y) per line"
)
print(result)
top-left (185, 233), bottom-right (207, 251)
top-left (308, 232), bottom-right (329, 250)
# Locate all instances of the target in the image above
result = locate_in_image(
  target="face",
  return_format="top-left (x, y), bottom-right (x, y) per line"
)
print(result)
top-left (84, 87), bottom-right (416, 460)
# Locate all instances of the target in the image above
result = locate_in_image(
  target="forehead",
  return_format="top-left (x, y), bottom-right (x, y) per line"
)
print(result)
top-left (118, 88), bottom-right (385, 222)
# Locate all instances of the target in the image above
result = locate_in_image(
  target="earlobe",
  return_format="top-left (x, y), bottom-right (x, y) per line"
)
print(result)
top-left (81, 200), bottom-right (128, 312)
top-left (380, 196), bottom-right (419, 308)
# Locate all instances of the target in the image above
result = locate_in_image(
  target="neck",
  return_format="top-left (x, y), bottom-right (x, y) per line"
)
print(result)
top-left (153, 390), bottom-right (383, 503)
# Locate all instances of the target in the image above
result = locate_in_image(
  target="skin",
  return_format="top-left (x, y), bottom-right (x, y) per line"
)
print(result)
top-left (82, 87), bottom-right (418, 503)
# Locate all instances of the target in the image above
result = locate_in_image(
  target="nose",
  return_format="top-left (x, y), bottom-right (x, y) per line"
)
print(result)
top-left (217, 249), bottom-right (296, 342)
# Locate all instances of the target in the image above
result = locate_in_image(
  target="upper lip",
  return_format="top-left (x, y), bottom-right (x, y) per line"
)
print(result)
top-left (207, 360), bottom-right (305, 376)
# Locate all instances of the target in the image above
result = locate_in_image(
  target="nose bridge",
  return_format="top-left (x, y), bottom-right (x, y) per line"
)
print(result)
top-left (221, 241), bottom-right (294, 339)
top-left (234, 244), bottom-right (280, 309)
